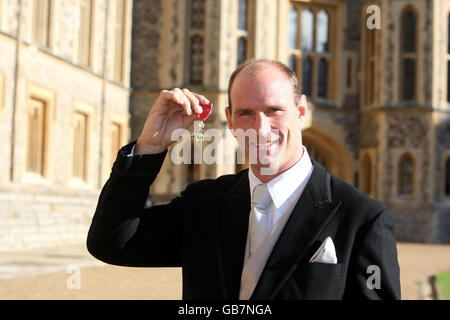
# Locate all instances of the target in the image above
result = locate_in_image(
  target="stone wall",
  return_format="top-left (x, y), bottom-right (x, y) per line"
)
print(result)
top-left (126, 0), bottom-right (450, 244)
top-left (0, 0), bottom-right (132, 251)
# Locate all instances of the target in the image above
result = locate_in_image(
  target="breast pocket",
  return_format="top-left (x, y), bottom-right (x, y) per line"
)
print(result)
top-left (294, 262), bottom-right (346, 300)
top-left (305, 262), bottom-right (345, 278)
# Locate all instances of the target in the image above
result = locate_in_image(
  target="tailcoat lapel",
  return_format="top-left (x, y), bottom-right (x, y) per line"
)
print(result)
top-left (251, 161), bottom-right (342, 300)
top-left (214, 170), bottom-right (251, 299)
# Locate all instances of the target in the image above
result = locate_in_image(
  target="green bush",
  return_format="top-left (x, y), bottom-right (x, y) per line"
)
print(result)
top-left (435, 270), bottom-right (450, 300)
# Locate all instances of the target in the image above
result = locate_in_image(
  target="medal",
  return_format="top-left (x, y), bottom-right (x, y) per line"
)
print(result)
top-left (192, 102), bottom-right (213, 144)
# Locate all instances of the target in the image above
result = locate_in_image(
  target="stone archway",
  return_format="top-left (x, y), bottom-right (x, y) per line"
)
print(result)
top-left (302, 127), bottom-right (352, 184)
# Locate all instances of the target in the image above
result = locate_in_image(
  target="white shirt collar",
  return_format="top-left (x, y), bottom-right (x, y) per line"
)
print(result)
top-left (248, 146), bottom-right (313, 209)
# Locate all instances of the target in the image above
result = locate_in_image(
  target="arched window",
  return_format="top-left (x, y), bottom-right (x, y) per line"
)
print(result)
top-left (318, 58), bottom-right (328, 98)
top-left (398, 153), bottom-right (414, 195)
top-left (362, 154), bottom-right (372, 195)
top-left (445, 157), bottom-right (450, 196)
top-left (401, 8), bottom-right (417, 101)
top-left (288, 6), bottom-right (298, 49)
top-left (289, 4), bottom-right (334, 101)
top-left (302, 57), bottom-right (313, 97)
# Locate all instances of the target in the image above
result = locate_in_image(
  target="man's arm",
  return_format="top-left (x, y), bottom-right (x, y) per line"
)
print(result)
top-left (87, 88), bottom-right (209, 267)
top-left (86, 142), bottom-right (184, 267)
top-left (344, 208), bottom-right (401, 299)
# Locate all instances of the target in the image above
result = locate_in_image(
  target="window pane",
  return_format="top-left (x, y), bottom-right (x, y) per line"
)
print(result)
top-left (301, 8), bottom-right (314, 52)
top-left (403, 58), bottom-right (416, 101)
top-left (318, 58), bottom-right (328, 98)
top-left (27, 98), bottom-right (46, 175)
top-left (33, 0), bottom-right (51, 47)
top-left (191, 0), bottom-right (205, 29)
top-left (448, 60), bottom-right (450, 103)
top-left (27, 108), bottom-right (38, 172)
top-left (446, 157), bottom-right (450, 195)
top-left (302, 57), bottom-right (312, 97)
top-left (316, 9), bottom-right (329, 53)
top-left (448, 14), bottom-right (450, 54)
top-left (79, 0), bottom-right (92, 66)
top-left (288, 55), bottom-right (297, 73)
top-left (73, 112), bottom-right (88, 180)
top-left (189, 35), bottom-right (204, 84)
top-left (403, 10), bottom-right (416, 53)
top-left (237, 36), bottom-right (247, 66)
top-left (399, 154), bottom-right (414, 195)
top-left (288, 6), bottom-right (298, 49)
top-left (347, 57), bottom-right (352, 88)
top-left (238, 0), bottom-right (248, 31)
top-left (114, 0), bottom-right (126, 82)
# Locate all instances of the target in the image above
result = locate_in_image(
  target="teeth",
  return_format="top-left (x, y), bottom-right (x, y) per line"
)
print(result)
top-left (253, 141), bottom-right (275, 147)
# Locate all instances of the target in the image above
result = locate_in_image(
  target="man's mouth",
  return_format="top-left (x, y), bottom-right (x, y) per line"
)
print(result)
top-left (250, 140), bottom-right (278, 147)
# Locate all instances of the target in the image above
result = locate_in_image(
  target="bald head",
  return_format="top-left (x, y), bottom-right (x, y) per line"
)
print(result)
top-left (227, 59), bottom-right (301, 113)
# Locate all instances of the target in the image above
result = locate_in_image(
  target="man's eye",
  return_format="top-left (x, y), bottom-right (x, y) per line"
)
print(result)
top-left (239, 111), bottom-right (252, 116)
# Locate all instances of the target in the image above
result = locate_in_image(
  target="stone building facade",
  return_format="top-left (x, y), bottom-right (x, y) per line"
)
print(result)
top-left (130, 0), bottom-right (450, 243)
top-left (1, 0), bottom-right (449, 251)
top-left (0, 0), bottom-right (132, 251)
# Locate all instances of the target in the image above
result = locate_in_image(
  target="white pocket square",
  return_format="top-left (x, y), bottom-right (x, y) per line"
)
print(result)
top-left (309, 236), bottom-right (337, 264)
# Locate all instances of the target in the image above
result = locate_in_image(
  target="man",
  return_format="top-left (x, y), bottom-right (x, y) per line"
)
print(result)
top-left (87, 60), bottom-right (401, 300)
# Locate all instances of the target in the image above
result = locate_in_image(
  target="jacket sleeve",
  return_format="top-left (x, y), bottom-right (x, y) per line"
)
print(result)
top-left (86, 141), bottom-right (185, 267)
top-left (344, 208), bottom-right (402, 300)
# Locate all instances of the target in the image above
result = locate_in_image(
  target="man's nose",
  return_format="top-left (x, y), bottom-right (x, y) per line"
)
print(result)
top-left (254, 112), bottom-right (271, 135)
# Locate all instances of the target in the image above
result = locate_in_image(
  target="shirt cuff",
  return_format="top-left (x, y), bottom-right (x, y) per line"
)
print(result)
top-left (126, 144), bottom-right (136, 157)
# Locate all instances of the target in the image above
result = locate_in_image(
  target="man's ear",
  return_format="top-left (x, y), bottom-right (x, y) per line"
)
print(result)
top-left (225, 106), bottom-right (234, 130)
top-left (298, 94), bottom-right (308, 125)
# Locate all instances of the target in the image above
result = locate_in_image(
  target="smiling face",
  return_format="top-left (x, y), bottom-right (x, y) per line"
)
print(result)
top-left (225, 63), bottom-right (308, 182)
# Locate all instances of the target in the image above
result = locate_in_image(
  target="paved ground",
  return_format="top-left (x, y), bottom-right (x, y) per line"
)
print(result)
top-left (0, 242), bottom-right (449, 300)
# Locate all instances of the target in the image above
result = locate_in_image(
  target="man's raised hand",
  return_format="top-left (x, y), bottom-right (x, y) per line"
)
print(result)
top-left (135, 88), bottom-right (209, 155)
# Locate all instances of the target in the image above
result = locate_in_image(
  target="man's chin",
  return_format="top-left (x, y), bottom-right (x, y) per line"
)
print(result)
top-left (251, 156), bottom-right (281, 176)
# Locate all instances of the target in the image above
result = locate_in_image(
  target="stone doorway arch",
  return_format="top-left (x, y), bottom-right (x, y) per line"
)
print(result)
top-left (302, 127), bottom-right (352, 184)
